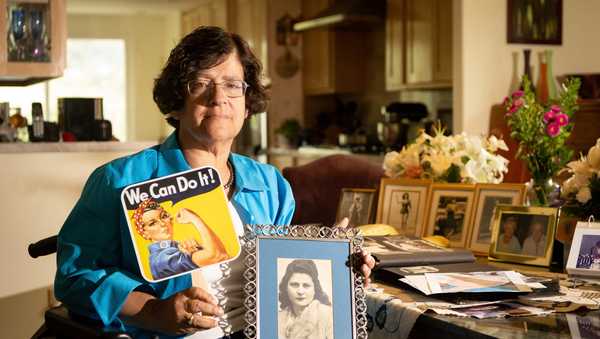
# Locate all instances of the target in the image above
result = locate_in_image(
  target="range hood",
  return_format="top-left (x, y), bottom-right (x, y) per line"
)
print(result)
top-left (293, 0), bottom-right (385, 32)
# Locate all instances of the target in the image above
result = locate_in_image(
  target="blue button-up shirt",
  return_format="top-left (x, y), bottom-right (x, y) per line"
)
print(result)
top-left (54, 132), bottom-right (295, 337)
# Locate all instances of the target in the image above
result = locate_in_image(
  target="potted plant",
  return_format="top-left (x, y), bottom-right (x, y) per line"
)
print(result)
top-left (275, 118), bottom-right (301, 148)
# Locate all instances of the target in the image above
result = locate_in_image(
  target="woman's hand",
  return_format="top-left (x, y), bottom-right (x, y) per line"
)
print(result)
top-left (121, 287), bottom-right (223, 335)
top-left (335, 217), bottom-right (377, 286)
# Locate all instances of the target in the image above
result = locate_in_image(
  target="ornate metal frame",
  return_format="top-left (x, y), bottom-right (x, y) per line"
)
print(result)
top-left (241, 224), bottom-right (368, 339)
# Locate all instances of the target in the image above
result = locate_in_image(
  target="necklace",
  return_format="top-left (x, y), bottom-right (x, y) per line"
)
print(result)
top-left (223, 161), bottom-right (234, 190)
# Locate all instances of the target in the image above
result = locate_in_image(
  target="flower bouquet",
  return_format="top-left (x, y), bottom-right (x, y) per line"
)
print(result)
top-left (383, 126), bottom-right (509, 183)
top-left (503, 76), bottom-right (581, 205)
top-left (560, 138), bottom-right (600, 219)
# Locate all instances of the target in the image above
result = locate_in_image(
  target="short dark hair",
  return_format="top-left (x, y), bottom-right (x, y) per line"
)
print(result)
top-left (278, 259), bottom-right (331, 310)
top-left (153, 26), bottom-right (268, 128)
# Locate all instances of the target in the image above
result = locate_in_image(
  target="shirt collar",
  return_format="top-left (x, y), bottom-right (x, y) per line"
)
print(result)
top-left (158, 131), bottom-right (269, 192)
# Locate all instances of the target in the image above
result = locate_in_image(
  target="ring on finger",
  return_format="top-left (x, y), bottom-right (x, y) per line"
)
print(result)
top-left (187, 312), bottom-right (203, 326)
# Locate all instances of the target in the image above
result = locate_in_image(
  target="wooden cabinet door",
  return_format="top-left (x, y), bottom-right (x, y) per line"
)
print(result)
top-left (181, 0), bottom-right (228, 37)
top-left (228, 0), bottom-right (268, 78)
top-left (302, 0), bottom-right (334, 94)
top-left (405, 0), bottom-right (434, 85)
top-left (385, 0), bottom-right (405, 91)
top-left (433, 0), bottom-right (452, 82)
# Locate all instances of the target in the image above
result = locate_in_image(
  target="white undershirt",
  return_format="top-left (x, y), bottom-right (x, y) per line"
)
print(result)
top-left (187, 201), bottom-right (245, 338)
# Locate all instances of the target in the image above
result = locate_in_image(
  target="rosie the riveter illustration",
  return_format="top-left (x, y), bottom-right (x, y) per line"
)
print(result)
top-left (133, 198), bottom-right (229, 280)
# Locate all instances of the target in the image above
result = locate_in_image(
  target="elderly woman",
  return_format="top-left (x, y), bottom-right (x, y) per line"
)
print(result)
top-left (54, 26), bottom-right (374, 339)
top-left (278, 259), bottom-right (333, 339)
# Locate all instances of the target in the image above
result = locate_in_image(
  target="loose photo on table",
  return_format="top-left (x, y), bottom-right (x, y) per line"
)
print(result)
top-left (376, 178), bottom-right (431, 237)
top-left (489, 205), bottom-right (558, 267)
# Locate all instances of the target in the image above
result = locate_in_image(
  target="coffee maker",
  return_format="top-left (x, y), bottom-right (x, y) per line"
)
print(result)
top-left (377, 102), bottom-right (428, 151)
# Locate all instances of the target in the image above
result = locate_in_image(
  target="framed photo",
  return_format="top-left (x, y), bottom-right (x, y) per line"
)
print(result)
top-left (467, 183), bottom-right (526, 255)
top-left (507, 0), bottom-right (562, 44)
top-left (489, 205), bottom-right (558, 267)
top-left (375, 178), bottom-right (432, 237)
top-left (242, 224), bottom-right (368, 339)
top-left (336, 188), bottom-right (376, 227)
top-left (566, 222), bottom-right (600, 277)
top-left (424, 184), bottom-right (476, 248)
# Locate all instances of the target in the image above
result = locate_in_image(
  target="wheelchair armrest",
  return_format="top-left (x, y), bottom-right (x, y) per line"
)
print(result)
top-left (28, 235), bottom-right (58, 258)
top-left (45, 306), bottom-right (132, 339)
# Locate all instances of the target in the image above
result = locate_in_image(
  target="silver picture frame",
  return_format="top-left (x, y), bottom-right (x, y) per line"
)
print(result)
top-left (241, 224), bottom-right (368, 339)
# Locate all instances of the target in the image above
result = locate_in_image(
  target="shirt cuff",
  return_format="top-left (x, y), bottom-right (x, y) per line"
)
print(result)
top-left (90, 271), bottom-right (143, 326)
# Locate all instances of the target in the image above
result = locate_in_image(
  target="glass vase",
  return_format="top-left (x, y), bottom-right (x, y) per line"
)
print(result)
top-left (520, 49), bottom-right (536, 93)
top-left (526, 177), bottom-right (559, 206)
top-left (545, 50), bottom-right (558, 101)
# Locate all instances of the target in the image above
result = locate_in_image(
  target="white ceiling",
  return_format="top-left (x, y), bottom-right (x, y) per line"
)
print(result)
top-left (66, 0), bottom-right (211, 15)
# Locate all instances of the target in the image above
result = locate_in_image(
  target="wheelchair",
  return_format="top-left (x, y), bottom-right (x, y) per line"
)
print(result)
top-left (29, 235), bottom-right (131, 339)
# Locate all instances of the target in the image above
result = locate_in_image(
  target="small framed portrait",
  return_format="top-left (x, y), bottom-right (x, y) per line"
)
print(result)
top-left (489, 205), bottom-right (558, 267)
top-left (336, 188), bottom-right (376, 227)
top-left (566, 222), bottom-right (600, 278)
top-left (467, 183), bottom-right (526, 255)
top-left (507, 0), bottom-right (562, 45)
top-left (242, 224), bottom-right (368, 339)
top-left (375, 178), bottom-right (432, 237)
top-left (424, 184), bottom-right (476, 248)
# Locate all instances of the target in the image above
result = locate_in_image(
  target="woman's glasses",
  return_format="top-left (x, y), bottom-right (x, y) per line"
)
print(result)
top-left (187, 79), bottom-right (249, 98)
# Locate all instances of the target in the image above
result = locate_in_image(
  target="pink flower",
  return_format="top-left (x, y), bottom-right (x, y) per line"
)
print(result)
top-left (546, 123), bottom-right (561, 137)
top-left (555, 113), bottom-right (569, 127)
top-left (551, 105), bottom-right (561, 113)
top-left (503, 96), bottom-right (509, 106)
top-left (543, 110), bottom-right (556, 123)
top-left (507, 104), bottom-right (519, 115)
top-left (512, 90), bottom-right (524, 99)
top-left (513, 98), bottom-right (524, 107)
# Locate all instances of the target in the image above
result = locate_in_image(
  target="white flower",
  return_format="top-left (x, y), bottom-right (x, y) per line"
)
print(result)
top-left (425, 153), bottom-right (453, 178)
top-left (464, 160), bottom-right (489, 183)
top-left (576, 186), bottom-right (592, 204)
top-left (561, 177), bottom-right (578, 196)
top-left (588, 142), bottom-right (600, 170)
top-left (486, 135), bottom-right (509, 152)
top-left (566, 159), bottom-right (593, 177)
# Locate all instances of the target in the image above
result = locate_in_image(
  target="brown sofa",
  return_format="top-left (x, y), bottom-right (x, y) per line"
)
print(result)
top-left (282, 154), bottom-right (385, 225)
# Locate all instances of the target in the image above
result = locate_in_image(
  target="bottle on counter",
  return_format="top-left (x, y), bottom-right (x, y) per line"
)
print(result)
top-left (9, 108), bottom-right (28, 142)
top-left (31, 102), bottom-right (45, 142)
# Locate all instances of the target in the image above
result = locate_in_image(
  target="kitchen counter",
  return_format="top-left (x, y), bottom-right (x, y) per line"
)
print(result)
top-left (0, 141), bottom-right (157, 153)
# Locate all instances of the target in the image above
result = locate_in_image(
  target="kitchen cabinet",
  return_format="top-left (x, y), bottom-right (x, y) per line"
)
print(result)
top-left (181, 0), bottom-right (229, 36)
top-left (301, 0), bottom-right (366, 95)
top-left (228, 0), bottom-right (268, 79)
top-left (385, 0), bottom-right (452, 91)
top-left (180, 0), bottom-right (268, 79)
top-left (0, 0), bottom-right (66, 86)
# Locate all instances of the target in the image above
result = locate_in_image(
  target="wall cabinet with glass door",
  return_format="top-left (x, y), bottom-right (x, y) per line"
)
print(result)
top-left (0, 0), bottom-right (66, 85)
top-left (301, 0), bottom-right (366, 95)
top-left (385, 0), bottom-right (452, 91)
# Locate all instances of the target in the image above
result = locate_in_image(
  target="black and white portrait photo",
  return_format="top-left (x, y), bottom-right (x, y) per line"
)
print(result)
top-left (277, 258), bottom-right (334, 339)
top-left (336, 189), bottom-right (375, 227)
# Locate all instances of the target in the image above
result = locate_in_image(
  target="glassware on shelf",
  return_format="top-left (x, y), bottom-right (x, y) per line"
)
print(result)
top-left (29, 8), bottom-right (47, 61)
top-left (8, 6), bottom-right (27, 61)
top-left (7, 2), bottom-right (50, 62)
